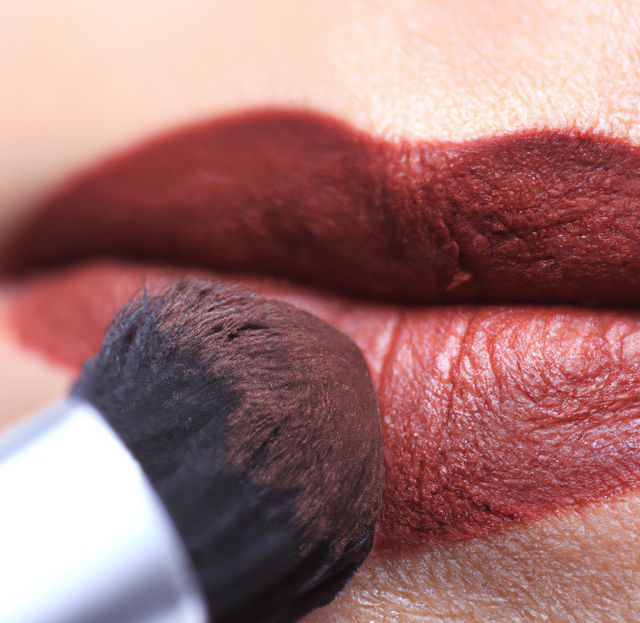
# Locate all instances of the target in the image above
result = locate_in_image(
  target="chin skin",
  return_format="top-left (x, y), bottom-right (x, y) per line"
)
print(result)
top-left (305, 495), bottom-right (640, 623)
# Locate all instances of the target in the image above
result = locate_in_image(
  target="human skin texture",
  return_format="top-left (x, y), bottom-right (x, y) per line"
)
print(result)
top-left (2, 1), bottom-right (640, 622)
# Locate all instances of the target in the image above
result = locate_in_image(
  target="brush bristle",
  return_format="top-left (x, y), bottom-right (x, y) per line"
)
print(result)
top-left (72, 277), bottom-right (383, 623)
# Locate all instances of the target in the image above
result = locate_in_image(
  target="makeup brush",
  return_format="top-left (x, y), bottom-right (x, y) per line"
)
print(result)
top-left (0, 277), bottom-right (384, 623)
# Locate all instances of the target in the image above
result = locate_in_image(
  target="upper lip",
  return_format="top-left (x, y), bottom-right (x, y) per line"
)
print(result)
top-left (4, 107), bottom-right (640, 305)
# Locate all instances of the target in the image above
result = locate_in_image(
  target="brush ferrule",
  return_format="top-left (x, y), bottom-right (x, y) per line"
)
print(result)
top-left (0, 398), bottom-right (207, 623)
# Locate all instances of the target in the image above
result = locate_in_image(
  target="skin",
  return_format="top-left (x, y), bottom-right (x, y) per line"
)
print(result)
top-left (1, 1), bottom-right (640, 621)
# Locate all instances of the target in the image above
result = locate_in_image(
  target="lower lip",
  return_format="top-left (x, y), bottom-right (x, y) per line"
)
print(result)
top-left (8, 260), bottom-right (640, 548)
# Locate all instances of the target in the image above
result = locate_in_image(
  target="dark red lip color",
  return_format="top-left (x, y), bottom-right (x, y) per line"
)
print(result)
top-left (4, 109), bottom-right (640, 550)
top-left (8, 261), bottom-right (640, 549)
top-left (5, 109), bottom-right (640, 304)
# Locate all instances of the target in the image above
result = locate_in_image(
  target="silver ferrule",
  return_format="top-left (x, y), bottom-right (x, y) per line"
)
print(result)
top-left (0, 398), bottom-right (208, 623)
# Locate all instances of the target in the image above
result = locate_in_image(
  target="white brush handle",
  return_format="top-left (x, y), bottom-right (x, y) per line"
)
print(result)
top-left (0, 399), bottom-right (208, 623)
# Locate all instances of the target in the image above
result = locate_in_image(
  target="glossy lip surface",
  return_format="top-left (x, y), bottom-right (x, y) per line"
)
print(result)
top-left (5, 109), bottom-right (640, 549)
top-left (5, 109), bottom-right (640, 304)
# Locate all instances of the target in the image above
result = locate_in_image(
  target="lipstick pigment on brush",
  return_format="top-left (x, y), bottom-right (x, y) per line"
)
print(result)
top-left (0, 277), bottom-right (384, 623)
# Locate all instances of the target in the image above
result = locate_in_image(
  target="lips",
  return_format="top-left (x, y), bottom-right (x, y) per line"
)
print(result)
top-left (5, 109), bottom-right (640, 549)
top-left (5, 109), bottom-right (640, 304)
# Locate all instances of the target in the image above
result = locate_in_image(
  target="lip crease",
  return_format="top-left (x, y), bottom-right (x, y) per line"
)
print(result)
top-left (4, 109), bottom-right (640, 550)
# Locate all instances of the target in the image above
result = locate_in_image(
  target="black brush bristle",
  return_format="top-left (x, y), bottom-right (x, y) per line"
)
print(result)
top-left (72, 277), bottom-right (383, 623)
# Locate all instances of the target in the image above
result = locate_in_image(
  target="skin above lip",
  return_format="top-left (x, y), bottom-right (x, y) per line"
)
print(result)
top-left (4, 109), bottom-right (640, 549)
top-left (8, 260), bottom-right (640, 549)
top-left (4, 109), bottom-right (640, 305)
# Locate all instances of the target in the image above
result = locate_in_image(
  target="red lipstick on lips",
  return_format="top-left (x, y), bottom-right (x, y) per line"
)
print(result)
top-left (4, 109), bottom-right (640, 305)
top-left (5, 109), bottom-right (640, 549)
